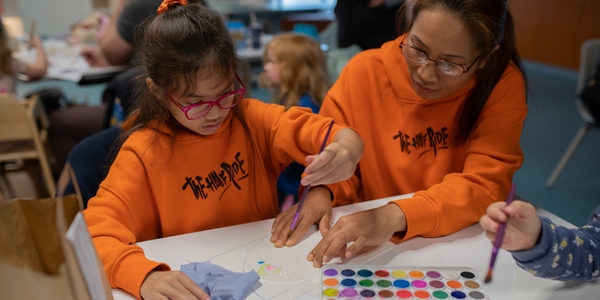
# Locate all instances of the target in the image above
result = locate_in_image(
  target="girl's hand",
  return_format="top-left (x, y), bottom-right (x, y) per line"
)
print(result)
top-left (308, 204), bottom-right (406, 268)
top-left (301, 128), bottom-right (363, 186)
top-left (479, 200), bottom-right (542, 251)
top-left (270, 186), bottom-right (333, 247)
top-left (141, 270), bottom-right (211, 300)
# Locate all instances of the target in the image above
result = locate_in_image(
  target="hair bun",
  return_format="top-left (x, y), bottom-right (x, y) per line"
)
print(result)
top-left (157, 0), bottom-right (188, 14)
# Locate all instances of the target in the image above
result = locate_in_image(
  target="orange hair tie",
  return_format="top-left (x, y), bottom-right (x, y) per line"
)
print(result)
top-left (157, 0), bottom-right (188, 14)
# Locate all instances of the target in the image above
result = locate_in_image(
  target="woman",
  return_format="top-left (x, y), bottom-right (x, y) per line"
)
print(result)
top-left (270, 0), bottom-right (528, 267)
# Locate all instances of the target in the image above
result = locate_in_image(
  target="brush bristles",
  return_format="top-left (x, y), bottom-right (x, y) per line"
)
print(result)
top-left (484, 269), bottom-right (492, 283)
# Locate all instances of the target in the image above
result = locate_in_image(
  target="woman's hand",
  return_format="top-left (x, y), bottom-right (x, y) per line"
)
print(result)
top-left (270, 186), bottom-right (333, 247)
top-left (480, 200), bottom-right (542, 251)
top-left (308, 203), bottom-right (406, 268)
top-left (301, 128), bottom-right (363, 186)
top-left (141, 270), bottom-right (211, 300)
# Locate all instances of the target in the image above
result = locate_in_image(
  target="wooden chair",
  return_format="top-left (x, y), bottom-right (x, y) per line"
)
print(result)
top-left (0, 93), bottom-right (56, 197)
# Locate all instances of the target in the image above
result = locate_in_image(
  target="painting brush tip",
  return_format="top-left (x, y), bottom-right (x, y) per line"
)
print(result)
top-left (484, 269), bottom-right (492, 284)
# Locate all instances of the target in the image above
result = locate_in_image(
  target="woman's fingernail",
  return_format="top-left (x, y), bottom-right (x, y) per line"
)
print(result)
top-left (307, 253), bottom-right (314, 261)
top-left (313, 260), bottom-right (319, 268)
top-left (346, 251), bottom-right (352, 258)
top-left (323, 255), bottom-right (329, 262)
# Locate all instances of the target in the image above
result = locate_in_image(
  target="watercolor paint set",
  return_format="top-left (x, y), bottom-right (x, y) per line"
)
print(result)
top-left (320, 265), bottom-right (489, 300)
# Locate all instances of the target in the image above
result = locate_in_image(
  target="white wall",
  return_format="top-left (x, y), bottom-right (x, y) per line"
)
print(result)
top-left (16, 0), bottom-right (92, 35)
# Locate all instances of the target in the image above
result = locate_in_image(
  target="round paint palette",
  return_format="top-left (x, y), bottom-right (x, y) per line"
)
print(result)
top-left (320, 266), bottom-right (489, 300)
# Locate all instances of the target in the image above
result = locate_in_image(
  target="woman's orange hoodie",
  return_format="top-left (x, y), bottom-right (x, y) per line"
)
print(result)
top-left (321, 36), bottom-right (527, 242)
top-left (84, 99), bottom-right (344, 298)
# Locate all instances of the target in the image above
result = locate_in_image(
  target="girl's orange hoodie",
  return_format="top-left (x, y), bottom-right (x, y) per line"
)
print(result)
top-left (84, 98), bottom-right (344, 298)
top-left (322, 35), bottom-right (527, 242)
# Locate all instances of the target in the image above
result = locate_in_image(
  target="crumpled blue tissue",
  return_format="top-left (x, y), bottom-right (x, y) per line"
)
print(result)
top-left (181, 261), bottom-right (260, 300)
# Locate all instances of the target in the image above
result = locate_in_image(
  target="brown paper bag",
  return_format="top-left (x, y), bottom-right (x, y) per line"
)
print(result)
top-left (0, 163), bottom-right (113, 300)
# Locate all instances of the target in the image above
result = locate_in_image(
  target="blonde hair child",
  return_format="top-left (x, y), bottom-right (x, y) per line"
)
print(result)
top-left (260, 32), bottom-right (330, 111)
top-left (260, 32), bottom-right (332, 211)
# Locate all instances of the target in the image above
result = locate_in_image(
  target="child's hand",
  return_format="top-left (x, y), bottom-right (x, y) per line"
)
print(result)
top-left (301, 128), bottom-right (364, 186)
top-left (308, 203), bottom-right (406, 268)
top-left (270, 186), bottom-right (333, 247)
top-left (81, 45), bottom-right (111, 67)
top-left (141, 270), bottom-right (211, 300)
top-left (479, 200), bottom-right (542, 251)
top-left (28, 35), bottom-right (43, 50)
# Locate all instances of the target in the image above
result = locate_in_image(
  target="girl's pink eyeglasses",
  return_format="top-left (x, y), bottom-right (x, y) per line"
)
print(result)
top-left (166, 74), bottom-right (246, 120)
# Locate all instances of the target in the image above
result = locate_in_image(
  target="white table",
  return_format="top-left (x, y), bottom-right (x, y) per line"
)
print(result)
top-left (111, 194), bottom-right (599, 300)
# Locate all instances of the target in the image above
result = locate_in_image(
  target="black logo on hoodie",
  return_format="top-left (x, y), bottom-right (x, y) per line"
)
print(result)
top-left (182, 152), bottom-right (248, 200)
top-left (393, 127), bottom-right (449, 159)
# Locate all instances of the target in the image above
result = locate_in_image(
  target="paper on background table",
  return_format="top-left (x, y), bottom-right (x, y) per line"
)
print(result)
top-left (14, 38), bottom-right (126, 82)
top-left (65, 212), bottom-right (106, 300)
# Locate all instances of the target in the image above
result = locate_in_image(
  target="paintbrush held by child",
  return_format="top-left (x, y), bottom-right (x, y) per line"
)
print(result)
top-left (480, 200), bottom-right (600, 281)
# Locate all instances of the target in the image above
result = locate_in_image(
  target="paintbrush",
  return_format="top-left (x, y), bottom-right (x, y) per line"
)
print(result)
top-left (29, 20), bottom-right (36, 49)
top-left (485, 183), bottom-right (517, 283)
top-left (290, 119), bottom-right (335, 231)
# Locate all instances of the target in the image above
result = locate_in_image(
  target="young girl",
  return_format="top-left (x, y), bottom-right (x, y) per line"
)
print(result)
top-left (83, 1), bottom-right (363, 300)
top-left (0, 23), bottom-right (47, 96)
top-left (271, 0), bottom-right (529, 266)
top-left (260, 32), bottom-right (331, 211)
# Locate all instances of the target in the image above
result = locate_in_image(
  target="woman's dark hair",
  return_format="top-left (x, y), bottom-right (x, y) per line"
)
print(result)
top-left (398, 0), bottom-right (526, 147)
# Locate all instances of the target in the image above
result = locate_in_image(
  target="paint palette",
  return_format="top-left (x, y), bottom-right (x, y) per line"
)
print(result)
top-left (320, 265), bottom-right (489, 300)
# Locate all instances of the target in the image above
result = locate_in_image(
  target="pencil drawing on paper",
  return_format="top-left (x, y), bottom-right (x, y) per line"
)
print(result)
top-left (244, 236), bottom-right (319, 283)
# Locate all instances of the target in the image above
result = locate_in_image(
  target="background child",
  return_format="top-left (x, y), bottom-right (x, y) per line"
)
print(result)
top-left (83, 2), bottom-right (363, 300)
top-left (259, 32), bottom-right (331, 211)
top-left (481, 200), bottom-right (600, 281)
top-left (0, 23), bottom-right (47, 96)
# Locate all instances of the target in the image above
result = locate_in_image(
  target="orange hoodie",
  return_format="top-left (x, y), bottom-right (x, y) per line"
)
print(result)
top-left (321, 36), bottom-right (527, 242)
top-left (83, 98), bottom-right (344, 298)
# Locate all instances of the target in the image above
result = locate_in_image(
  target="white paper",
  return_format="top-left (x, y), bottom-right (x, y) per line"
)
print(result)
top-left (512, 268), bottom-right (600, 300)
top-left (65, 212), bottom-right (106, 300)
top-left (188, 226), bottom-right (396, 299)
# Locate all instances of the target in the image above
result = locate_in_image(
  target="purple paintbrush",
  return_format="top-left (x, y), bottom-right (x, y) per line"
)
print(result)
top-left (290, 119), bottom-right (335, 231)
top-left (485, 183), bottom-right (517, 283)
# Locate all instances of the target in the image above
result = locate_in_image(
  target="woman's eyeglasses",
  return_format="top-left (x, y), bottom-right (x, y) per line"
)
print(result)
top-left (166, 74), bottom-right (246, 120)
top-left (399, 36), bottom-right (479, 77)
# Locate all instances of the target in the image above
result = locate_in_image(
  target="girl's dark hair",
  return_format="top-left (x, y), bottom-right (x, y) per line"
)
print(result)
top-left (398, 0), bottom-right (526, 147)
